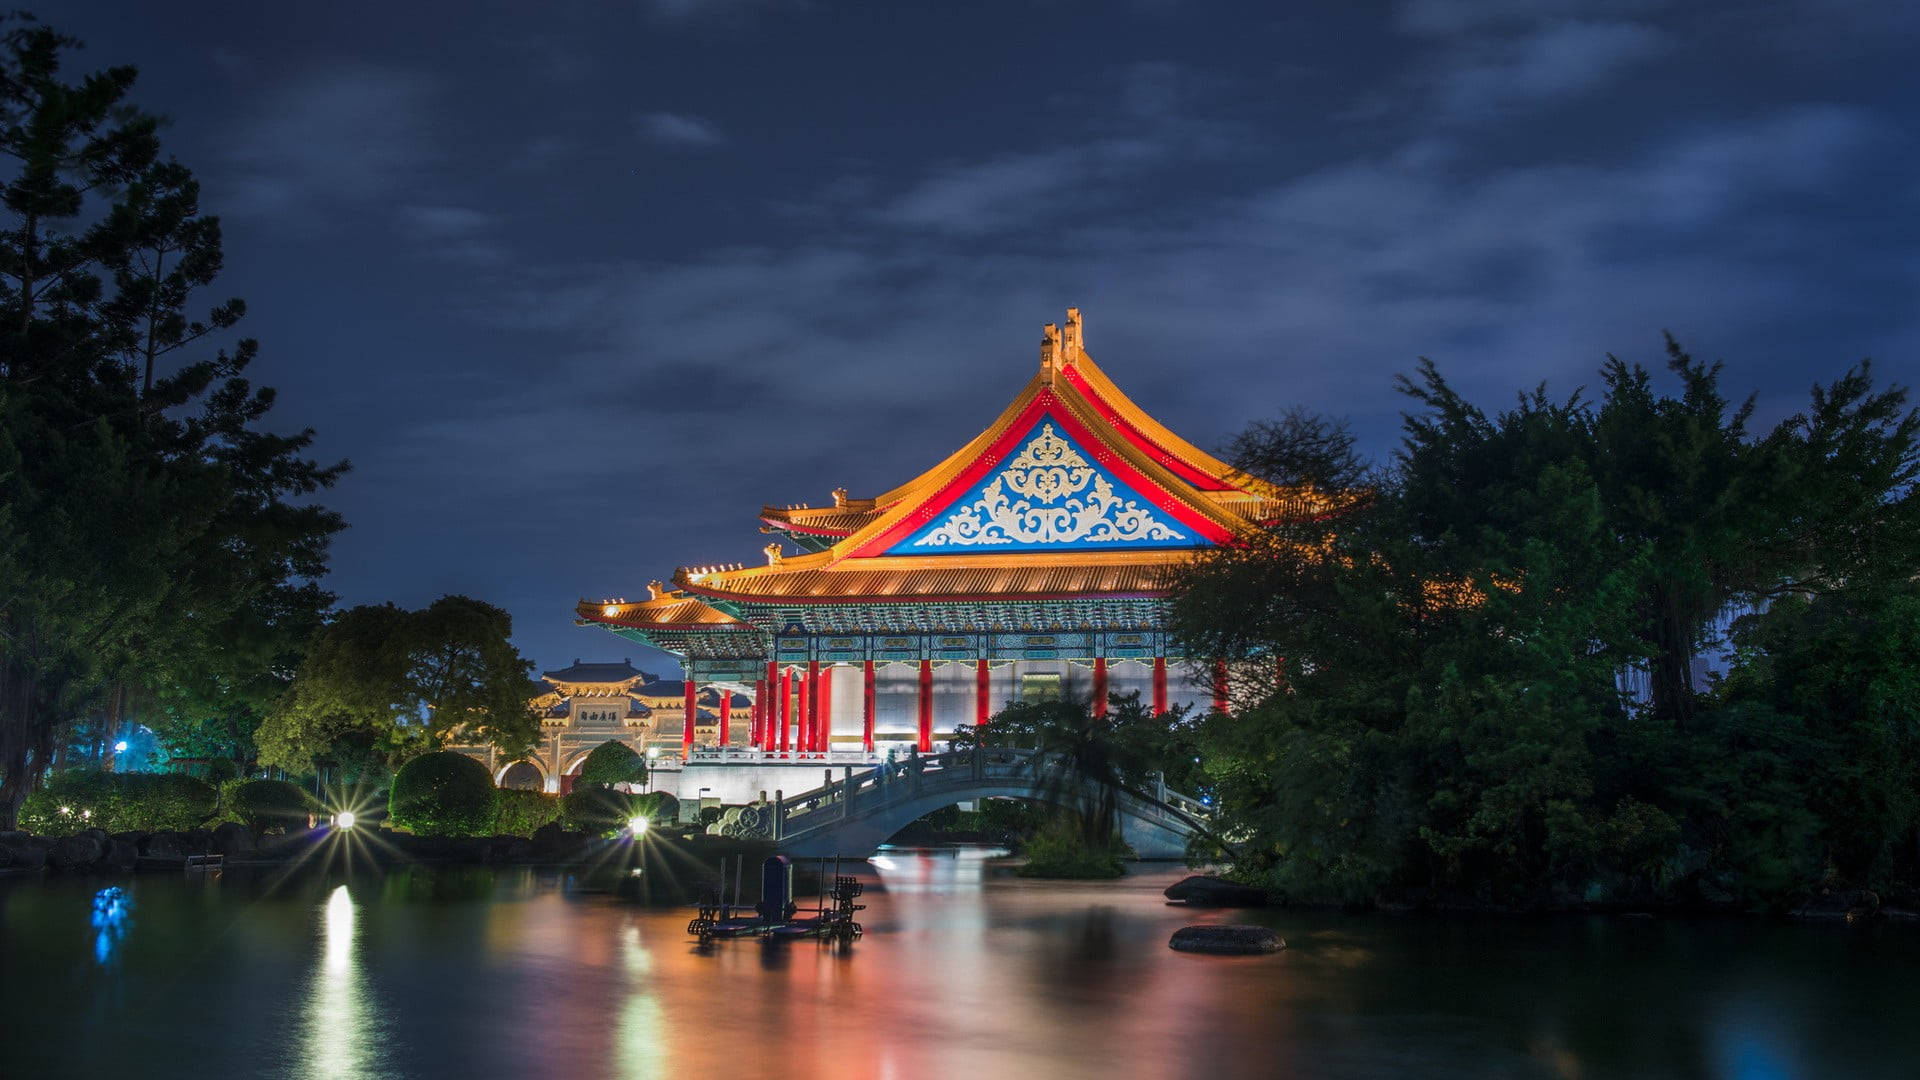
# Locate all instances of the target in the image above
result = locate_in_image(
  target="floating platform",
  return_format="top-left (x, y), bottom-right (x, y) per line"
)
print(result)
top-left (687, 856), bottom-right (865, 945)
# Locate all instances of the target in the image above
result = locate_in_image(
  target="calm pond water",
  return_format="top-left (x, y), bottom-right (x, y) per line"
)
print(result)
top-left (2, 848), bottom-right (1917, 1079)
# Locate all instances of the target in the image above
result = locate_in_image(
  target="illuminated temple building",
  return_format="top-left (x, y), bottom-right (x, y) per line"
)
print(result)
top-left (577, 310), bottom-right (1332, 760)
top-left (465, 660), bottom-right (750, 791)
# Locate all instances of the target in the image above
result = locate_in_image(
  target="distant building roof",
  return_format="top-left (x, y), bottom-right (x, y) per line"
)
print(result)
top-left (542, 658), bottom-right (656, 684)
top-left (698, 687), bottom-right (749, 709)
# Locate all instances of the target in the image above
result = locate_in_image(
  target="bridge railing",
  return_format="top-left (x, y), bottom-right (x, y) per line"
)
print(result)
top-left (768, 748), bottom-right (1211, 845)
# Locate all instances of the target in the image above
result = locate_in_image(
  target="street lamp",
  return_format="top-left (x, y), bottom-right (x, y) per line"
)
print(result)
top-left (645, 745), bottom-right (659, 790)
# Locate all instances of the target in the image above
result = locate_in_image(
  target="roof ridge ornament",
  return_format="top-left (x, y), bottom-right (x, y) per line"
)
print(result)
top-left (1039, 309), bottom-right (1083, 384)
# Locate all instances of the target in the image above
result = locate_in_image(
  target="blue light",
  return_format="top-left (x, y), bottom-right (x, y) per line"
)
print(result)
top-left (91, 886), bottom-right (132, 964)
top-left (113, 740), bottom-right (128, 753)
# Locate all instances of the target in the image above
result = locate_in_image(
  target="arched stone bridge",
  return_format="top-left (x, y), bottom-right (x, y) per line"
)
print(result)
top-left (747, 748), bottom-right (1215, 859)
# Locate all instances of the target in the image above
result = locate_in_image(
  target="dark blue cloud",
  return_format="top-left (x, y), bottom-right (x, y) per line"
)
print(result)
top-left (50, 0), bottom-right (1920, 671)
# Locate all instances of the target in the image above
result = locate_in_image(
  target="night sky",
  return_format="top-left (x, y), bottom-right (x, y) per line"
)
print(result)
top-left (50, 1), bottom-right (1920, 674)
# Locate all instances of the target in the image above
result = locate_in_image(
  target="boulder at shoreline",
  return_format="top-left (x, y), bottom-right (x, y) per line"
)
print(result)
top-left (1169, 924), bottom-right (1284, 955)
top-left (1164, 875), bottom-right (1269, 907)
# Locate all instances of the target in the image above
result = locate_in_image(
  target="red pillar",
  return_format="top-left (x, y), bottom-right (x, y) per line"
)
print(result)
top-left (1151, 656), bottom-right (1168, 716)
top-left (716, 687), bottom-right (730, 748)
top-left (975, 658), bottom-right (990, 728)
top-left (681, 677), bottom-right (696, 759)
top-left (817, 666), bottom-right (834, 753)
top-left (793, 665), bottom-right (805, 755)
top-left (862, 660), bottom-right (876, 754)
top-left (1092, 657), bottom-right (1109, 719)
top-left (751, 678), bottom-right (766, 748)
top-left (779, 666), bottom-right (792, 754)
top-left (1212, 659), bottom-right (1230, 714)
top-left (804, 660), bottom-right (820, 757)
top-left (756, 657), bottom-right (771, 749)
top-left (917, 659), bottom-right (934, 753)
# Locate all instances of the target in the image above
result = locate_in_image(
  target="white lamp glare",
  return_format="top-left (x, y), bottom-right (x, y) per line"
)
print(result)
top-left (335, 811), bottom-right (357, 829)
top-left (626, 815), bottom-right (649, 836)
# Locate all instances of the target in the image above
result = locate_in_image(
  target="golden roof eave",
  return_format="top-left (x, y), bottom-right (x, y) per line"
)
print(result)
top-left (674, 553), bottom-right (1189, 605)
top-left (578, 593), bottom-right (753, 631)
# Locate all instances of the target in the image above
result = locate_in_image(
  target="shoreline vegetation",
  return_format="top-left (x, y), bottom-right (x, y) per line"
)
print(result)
top-left (1166, 358), bottom-right (1920, 918)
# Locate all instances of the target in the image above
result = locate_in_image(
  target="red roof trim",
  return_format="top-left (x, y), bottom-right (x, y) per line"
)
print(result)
top-left (845, 388), bottom-right (1235, 558)
top-left (678, 579), bottom-right (1171, 606)
top-left (1060, 364), bottom-right (1233, 491)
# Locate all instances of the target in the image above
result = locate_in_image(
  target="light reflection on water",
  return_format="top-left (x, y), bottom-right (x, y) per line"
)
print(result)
top-left (616, 923), bottom-right (666, 1076)
top-left (3, 852), bottom-right (1919, 1079)
top-left (302, 884), bottom-right (384, 1080)
top-left (90, 886), bottom-right (131, 965)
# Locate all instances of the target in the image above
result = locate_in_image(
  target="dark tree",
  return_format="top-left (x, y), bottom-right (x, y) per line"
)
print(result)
top-left (1169, 342), bottom-right (1920, 907)
top-left (0, 18), bottom-right (344, 827)
top-left (257, 596), bottom-right (539, 776)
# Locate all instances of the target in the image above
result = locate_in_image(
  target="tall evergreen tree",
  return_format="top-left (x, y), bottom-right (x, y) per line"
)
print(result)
top-left (0, 18), bottom-right (344, 825)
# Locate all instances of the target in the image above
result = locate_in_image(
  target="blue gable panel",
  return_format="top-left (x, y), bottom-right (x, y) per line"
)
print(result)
top-left (885, 418), bottom-right (1214, 555)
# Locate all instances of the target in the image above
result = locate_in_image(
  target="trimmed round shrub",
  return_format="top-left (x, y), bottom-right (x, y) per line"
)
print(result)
top-left (576, 740), bottom-right (645, 787)
top-left (562, 785), bottom-right (681, 834)
top-left (562, 782), bottom-right (627, 832)
top-left (224, 779), bottom-right (315, 833)
top-left (388, 752), bottom-right (496, 836)
top-left (21, 771), bottom-right (218, 834)
top-left (492, 788), bottom-right (563, 837)
top-left (631, 790), bottom-right (679, 826)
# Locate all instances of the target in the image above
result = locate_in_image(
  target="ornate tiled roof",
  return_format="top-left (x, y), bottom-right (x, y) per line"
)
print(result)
top-left (541, 659), bottom-right (655, 684)
top-left (580, 309), bottom-right (1357, 624)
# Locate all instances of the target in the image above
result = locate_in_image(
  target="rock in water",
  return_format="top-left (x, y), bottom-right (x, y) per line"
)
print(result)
top-left (0, 833), bottom-right (49, 870)
top-left (51, 833), bottom-right (106, 872)
top-left (211, 822), bottom-right (256, 858)
top-left (1164, 875), bottom-right (1269, 907)
top-left (104, 837), bottom-right (139, 872)
top-left (530, 821), bottom-right (569, 855)
top-left (1169, 924), bottom-right (1283, 955)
